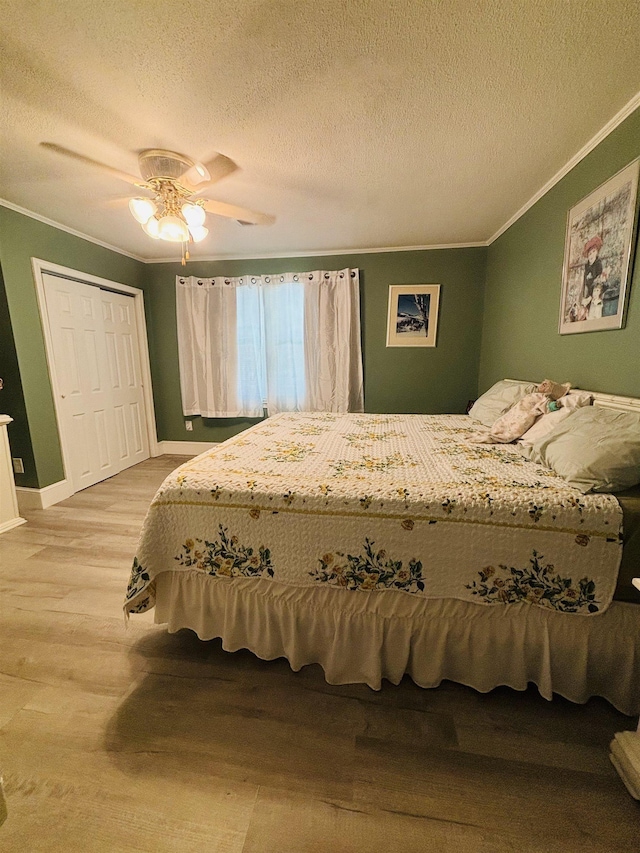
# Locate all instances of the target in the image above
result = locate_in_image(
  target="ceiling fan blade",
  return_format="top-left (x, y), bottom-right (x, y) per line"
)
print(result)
top-left (40, 142), bottom-right (141, 185)
top-left (201, 198), bottom-right (274, 226)
top-left (200, 153), bottom-right (238, 184)
top-left (181, 153), bottom-right (239, 192)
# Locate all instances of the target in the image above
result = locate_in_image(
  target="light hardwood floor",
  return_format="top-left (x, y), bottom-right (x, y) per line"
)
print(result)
top-left (1, 456), bottom-right (638, 852)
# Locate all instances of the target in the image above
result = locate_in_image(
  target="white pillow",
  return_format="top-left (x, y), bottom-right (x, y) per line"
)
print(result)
top-left (469, 380), bottom-right (538, 427)
top-left (520, 391), bottom-right (593, 446)
top-left (525, 407), bottom-right (640, 493)
top-left (566, 390), bottom-right (594, 406)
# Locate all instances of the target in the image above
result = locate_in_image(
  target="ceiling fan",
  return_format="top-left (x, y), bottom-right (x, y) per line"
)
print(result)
top-left (40, 143), bottom-right (275, 264)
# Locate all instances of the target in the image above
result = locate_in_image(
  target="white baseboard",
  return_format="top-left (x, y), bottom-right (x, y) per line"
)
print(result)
top-left (158, 440), bottom-right (217, 456)
top-left (610, 732), bottom-right (640, 799)
top-left (16, 479), bottom-right (74, 511)
top-left (14, 448), bottom-right (215, 513)
top-left (0, 516), bottom-right (27, 534)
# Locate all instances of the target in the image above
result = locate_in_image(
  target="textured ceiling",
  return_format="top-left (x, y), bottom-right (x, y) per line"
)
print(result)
top-left (1, 1), bottom-right (639, 260)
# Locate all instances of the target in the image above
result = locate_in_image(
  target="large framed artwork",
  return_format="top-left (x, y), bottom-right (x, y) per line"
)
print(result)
top-left (559, 158), bottom-right (639, 335)
top-left (386, 284), bottom-right (440, 347)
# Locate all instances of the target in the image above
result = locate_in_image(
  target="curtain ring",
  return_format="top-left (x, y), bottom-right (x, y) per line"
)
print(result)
top-left (225, 279), bottom-right (230, 285)
top-left (265, 277), bottom-right (270, 282)
top-left (309, 274), bottom-right (313, 280)
top-left (293, 275), bottom-right (298, 281)
top-left (324, 273), bottom-right (330, 279)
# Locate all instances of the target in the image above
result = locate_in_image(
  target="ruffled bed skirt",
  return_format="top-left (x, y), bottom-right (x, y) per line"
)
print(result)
top-left (154, 571), bottom-right (640, 715)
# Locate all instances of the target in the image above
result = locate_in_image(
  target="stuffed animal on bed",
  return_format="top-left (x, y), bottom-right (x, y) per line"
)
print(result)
top-left (469, 380), bottom-right (571, 444)
top-left (537, 379), bottom-right (571, 402)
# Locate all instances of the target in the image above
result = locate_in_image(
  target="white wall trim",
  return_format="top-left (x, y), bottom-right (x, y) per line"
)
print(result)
top-left (30, 259), bottom-right (161, 497)
top-left (16, 479), bottom-right (74, 511)
top-left (145, 241), bottom-right (489, 263)
top-left (488, 91), bottom-right (640, 244)
top-left (14, 445), bottom-right (215, 512)
top-left (159, 440), bottom-right (217, 456)
top-left (0, 196), bottom-right (489, 259)
top-left (0, 198), bottom-right (145, 261)
top-left (0, 516), bottom-right (27, 534)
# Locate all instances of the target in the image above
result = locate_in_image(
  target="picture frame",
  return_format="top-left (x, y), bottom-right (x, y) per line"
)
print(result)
top-left (559, 158), bottom-right (639, 335)
top-left (386, 284), bottom-right (440, 347)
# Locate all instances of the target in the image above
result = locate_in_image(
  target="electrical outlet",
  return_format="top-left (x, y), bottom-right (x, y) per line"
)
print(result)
top-left (12, 458), bottom-right (24, 474)
top-left (185, 421), bottom-right (193, 432)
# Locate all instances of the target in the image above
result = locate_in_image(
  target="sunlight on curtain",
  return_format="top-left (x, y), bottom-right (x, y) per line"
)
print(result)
top-left (236, 282), bottom-right (266, 413)
top-left (262, 280), bottom-right (305, 413)
top-left (176, 269), bottom-right (363, 418)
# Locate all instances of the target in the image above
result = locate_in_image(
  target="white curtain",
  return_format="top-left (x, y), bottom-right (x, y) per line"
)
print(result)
top-left (176, 269), bottom-right (363, 418)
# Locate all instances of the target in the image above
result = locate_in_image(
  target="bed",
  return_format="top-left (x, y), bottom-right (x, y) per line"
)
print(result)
top-left (125, 390), bottom-right (640, 715)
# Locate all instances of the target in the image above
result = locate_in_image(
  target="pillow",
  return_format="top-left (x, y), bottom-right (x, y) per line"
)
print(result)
top-left (468, 380), bottom-right (538, 427)
top-left (486, 392), bottom-right (549, 443)
top-left (525, 406), bottom-right (640, 493)
top-left (565, 389), bottom-right (595, 406)
top-left (519, 391), bottom-right (593, 445)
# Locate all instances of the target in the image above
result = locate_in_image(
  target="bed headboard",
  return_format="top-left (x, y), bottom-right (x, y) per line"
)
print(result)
top-left (504, 379), bottom-right (640, 414)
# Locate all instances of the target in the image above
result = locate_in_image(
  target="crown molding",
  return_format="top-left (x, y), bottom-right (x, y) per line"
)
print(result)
top-left (0, 198), bottom-right (146, 262)
top-left (487, 90), bottom-right (640, 245)
top-left (144, 241), bottom-right (488, 264)
top-left (0, 195), bottom-right (487, 262)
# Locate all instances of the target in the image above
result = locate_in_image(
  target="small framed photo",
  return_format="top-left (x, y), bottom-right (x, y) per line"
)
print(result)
top-left (559, 158), bottom-right (639, 335)
top-left (386, 284), bottom-right (440, 347)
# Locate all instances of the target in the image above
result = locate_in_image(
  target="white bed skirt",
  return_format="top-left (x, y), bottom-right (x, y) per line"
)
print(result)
top-left (154, 571), bottom-right (640, 716)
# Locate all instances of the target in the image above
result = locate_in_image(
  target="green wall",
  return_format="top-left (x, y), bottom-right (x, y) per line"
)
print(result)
top-left (0, 264), bottom-right (36, 484)
top-left (479, 108), bottom-right (640, 397)
top-left (144, 248), bottom-right (487, 444)
top-left (0, 207), bottom-right (147, 488)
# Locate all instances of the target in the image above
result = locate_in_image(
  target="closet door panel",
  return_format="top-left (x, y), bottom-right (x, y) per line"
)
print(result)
top-left (44, 275), bottom-right (120, 490)
top-left (101, 291), bottom-right (150, 469)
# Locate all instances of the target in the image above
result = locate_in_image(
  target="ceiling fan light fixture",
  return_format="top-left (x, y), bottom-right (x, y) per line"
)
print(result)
top-left (158, 214), bottom-right (190, 242)
top-left (182, 202), bottom-right (206, 228)
top-left (142, 216), bottom-right (161, 238)
top-left (41, 143), bottom-right (271, 264)
top-left (129, 197), bottom-right (156, 224)
top-left (189, 225), bottom-right (209, 243)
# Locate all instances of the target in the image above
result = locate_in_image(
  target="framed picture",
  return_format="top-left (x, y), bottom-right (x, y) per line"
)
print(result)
top-left (386, 284), bottom-right (440, 347)
top-left (559, 158), bottom-right (639, 335)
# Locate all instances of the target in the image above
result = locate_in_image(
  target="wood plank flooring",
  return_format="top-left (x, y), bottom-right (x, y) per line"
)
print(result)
top-left (1, 456), bottom-right (638, 852)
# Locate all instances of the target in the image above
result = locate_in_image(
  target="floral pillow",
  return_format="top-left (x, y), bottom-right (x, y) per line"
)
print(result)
top-left (483, 392), bottom-right (549, 443)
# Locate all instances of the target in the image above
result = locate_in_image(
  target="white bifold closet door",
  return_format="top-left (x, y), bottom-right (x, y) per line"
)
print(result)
top-left (43, 273), bottom-right (149, 492)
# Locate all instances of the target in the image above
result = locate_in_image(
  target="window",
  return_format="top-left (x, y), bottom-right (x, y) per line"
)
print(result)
top-left (176, 269), bottom-right (363, 418)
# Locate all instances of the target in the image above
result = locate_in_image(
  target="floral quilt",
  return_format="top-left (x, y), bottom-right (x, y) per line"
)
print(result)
top-left (125, 413), bottom-right (623, 617)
